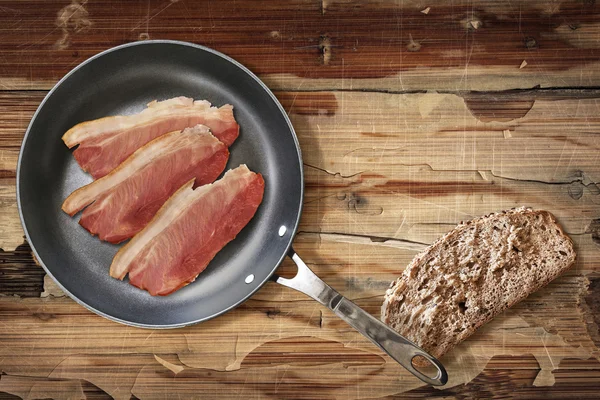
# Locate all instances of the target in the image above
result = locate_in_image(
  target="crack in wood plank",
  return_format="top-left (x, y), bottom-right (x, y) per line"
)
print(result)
top-left (308, 156), bottom-right (599, 187)
top-left (297, 230), bottom-right (429, 249)
top-left (304, 163), bottom-right (365, 179)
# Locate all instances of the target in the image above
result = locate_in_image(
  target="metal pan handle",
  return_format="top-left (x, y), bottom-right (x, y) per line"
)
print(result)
top-left (273, 247), bottom-right (448, 386)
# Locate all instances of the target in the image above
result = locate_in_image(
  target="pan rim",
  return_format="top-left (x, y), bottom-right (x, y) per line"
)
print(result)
top-left (16, 40), bottom-right (304, 329)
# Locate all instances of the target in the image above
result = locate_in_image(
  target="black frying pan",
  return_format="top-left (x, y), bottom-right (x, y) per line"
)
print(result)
top-left (17, 41), bottom-right (447, 385)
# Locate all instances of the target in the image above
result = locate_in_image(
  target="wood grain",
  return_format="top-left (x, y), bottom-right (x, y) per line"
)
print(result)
top-left (0, 242), bottom-right (43, 297)
top-left (1, 0), bottom-right (600, 398)
top-left (2, 0), bottom-right (600, 91)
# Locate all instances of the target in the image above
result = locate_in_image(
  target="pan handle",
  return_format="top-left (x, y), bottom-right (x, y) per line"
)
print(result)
top-left (273, 247), bottom-right (448, 386)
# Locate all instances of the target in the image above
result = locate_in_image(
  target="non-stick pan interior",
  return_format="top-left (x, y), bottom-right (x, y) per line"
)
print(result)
top-left (17, 41), bottom-right (303, 327)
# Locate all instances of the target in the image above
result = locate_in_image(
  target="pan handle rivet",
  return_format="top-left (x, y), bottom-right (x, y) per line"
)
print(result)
top-left (278, 226), bottom-right (287, 236)
top-left (245, 274), bottom-right (255, 284)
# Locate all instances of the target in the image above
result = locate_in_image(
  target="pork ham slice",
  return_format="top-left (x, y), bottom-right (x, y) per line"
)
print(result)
top-left (62, 97), bottom-right (239, 179)
top-left (110, 165), bottom-right (265, 296)
top-left (62, 125), bottom-right (229, 244)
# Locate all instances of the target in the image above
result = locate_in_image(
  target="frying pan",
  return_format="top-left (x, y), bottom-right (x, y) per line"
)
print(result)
top-left (17, 40), bottom-right (447, 385)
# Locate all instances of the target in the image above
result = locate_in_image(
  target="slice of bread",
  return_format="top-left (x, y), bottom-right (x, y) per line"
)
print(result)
top-left (381, 207), bottom-right (576, 364)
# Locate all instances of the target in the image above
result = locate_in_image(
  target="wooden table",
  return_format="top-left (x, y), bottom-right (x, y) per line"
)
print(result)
top-left (1, 1), bottom-right (600, 398)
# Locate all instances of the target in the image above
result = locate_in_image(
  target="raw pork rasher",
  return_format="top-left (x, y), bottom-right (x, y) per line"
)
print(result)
top-left (63, 97), bottom-right (239, 178)
top-left (62, 125), bottom-right (229, 244)
top-left (110, 165), bottom-right (264, 296)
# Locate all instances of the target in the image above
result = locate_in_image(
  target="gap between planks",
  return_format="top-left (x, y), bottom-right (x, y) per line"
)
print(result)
top-left (4, 86), bottom-right (600, 97)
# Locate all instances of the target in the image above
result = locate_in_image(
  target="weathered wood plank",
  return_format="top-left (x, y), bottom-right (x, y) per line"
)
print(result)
top-left (6, 89), bottom-right (600, 249)
top-left (0, 251), bottom-right (596, 396)
top-left (396, 356), bottom-right (600, 400)
top-left (7, 356), bottom-right (596, 400)
top-left (2, 1), bottom-right (600, 91)
top-left (1, 86), bottom-right (600, 396)
top-left (0, 375), bottom-right (111, 400)
top-left (0, 242), bottom-right (43, 297)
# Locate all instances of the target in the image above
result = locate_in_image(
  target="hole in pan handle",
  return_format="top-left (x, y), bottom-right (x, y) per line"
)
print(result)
top-left (272, 247), bottom-right (448, 386)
